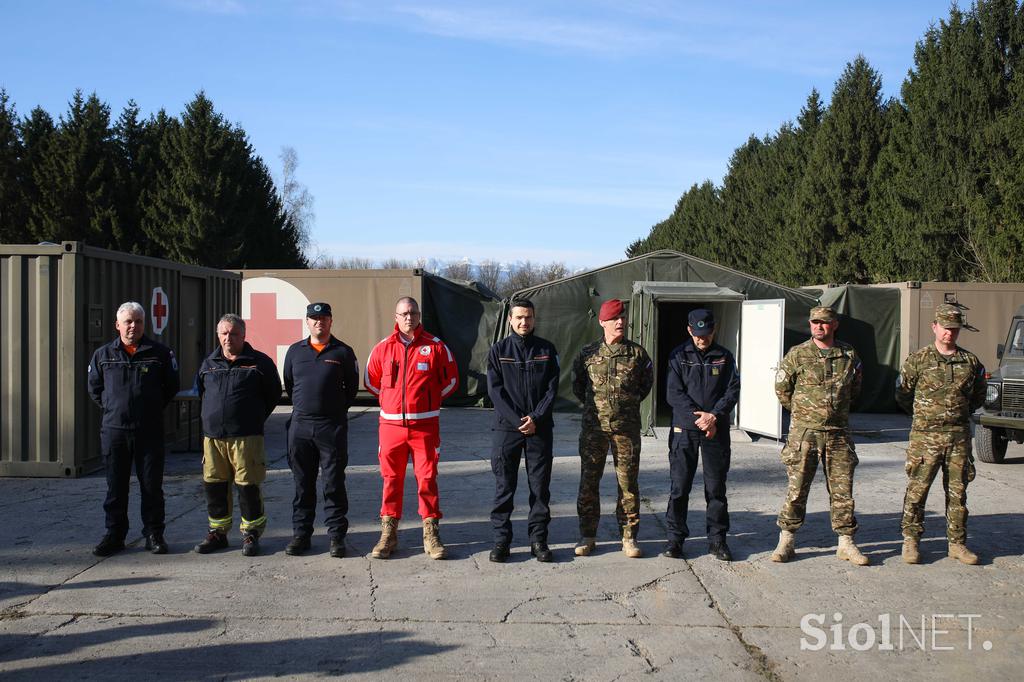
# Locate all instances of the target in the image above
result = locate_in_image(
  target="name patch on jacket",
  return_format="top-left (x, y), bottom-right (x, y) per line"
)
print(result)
top-left (324, 359), bottom-right (342, 366)
top-left (417, 362), bottom-right (429, 371)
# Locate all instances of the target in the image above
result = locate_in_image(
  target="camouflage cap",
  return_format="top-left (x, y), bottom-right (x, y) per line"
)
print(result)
top-left (809, 306), bottom-right (837, 322)
top-left (934, 303), bottom-right (963, 329)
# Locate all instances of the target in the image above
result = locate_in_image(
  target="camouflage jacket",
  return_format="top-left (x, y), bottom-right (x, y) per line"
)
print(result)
top-left (775, 339), bottom-right (862, 430)
top-left (895, 344), bottom-right (986, 433)
top-left (572, 339), bottom-right (653, 432)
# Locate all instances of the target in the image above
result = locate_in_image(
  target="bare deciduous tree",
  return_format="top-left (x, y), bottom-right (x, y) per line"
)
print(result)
top-left (278, 146), bottom-right (314, 258)
top-left (476, 259), bottom-right (503, 294)
top-left (442, 259), bottom-right (473, 281)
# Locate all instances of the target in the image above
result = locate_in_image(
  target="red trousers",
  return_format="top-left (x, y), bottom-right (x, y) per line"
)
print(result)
top-left (378, 422), bottom-right (442, 519)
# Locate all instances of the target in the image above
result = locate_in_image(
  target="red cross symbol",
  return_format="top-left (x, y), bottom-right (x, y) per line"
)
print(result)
top-left (151, 287), bottom-right (169, 334)
top-left (245, 292), bottom-right (304, 354)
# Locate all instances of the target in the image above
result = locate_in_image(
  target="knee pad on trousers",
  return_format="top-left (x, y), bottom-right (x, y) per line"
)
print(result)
top-left (237, 483), bottom-right (264, 523)
top-left (204, 481), bottom-right (230, 519)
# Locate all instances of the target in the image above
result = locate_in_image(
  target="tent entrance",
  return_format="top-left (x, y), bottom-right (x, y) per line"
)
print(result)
top-left (630, 282), bottom-right (745, 433)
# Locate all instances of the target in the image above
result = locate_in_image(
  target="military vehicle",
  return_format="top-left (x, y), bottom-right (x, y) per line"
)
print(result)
top-left (973, 305), bottom-right (1024, 463)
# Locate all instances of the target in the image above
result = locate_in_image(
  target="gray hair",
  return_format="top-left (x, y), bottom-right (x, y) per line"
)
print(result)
top-left (218, 313), bottom-right (246, 332)
top-left (116, 301), bottom-right (145, 320)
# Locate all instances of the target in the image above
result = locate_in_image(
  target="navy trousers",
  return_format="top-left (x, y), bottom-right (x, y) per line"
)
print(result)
top-left (288, 418), bottom-right (349, 539)
top-left (102, 427), bottom-right (165, 539)
top-left (490, 427), bottom-right (553, 544)
top-left (665, 428), bottom-right (731, 543)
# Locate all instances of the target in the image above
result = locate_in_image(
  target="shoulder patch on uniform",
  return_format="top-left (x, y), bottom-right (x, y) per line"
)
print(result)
top-left (419, 346), bottom-right (431, 356)
top-left (775, 368), bottom-right (788, 383)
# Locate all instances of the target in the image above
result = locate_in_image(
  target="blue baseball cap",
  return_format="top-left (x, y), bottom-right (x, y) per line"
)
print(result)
top-left (688, 309), bottom-right (715, 336)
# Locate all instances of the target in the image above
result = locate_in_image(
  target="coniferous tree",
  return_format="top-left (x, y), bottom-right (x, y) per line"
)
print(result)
top-left (789, 56), bottom-right (887, 284)
top-left (141, 92), bottom-right (305, 267)
top-left (29, 91), bottom-right (119, 247)
top-left (867, 0), bottom-right (1023, 281)
top-left (18, 106), bottom-right (56, 244)
top-left (0, 90), bottom-right (25, 242)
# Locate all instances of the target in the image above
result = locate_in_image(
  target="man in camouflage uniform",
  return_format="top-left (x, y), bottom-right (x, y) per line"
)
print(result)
top-left (896, 304), bottom-right (986, 565)
top-left (772, 306), bottom-right (869, 565)
top-left (572, 299), bottom-right (654, 558)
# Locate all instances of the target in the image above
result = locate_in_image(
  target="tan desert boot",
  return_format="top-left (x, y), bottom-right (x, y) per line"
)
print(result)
top-left (948, 542), bottom-right (979, 565)
top-left (574, 537), bottom-right (596, 556)
top-left (902, 537), bottom-right (921, 564)
top-left (423, 517), bottom-right (447, 560)
top-left (770, 530), bottom-right (795, 563)
top-left (837, 535), bottom-right (869, 566)
top-left (371, 515), bottom-right (398, 559)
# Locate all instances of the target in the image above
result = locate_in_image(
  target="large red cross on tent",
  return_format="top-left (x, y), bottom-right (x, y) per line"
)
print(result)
top-left (151, 287), bottom-right (169, 335)
top-left (245, 292), bottom-right (304, 356)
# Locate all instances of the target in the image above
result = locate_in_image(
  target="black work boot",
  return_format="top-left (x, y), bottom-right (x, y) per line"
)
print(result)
top-left (530, 541), bottom-right (553, 563)
top-left (708, 540), bottom-right (733, 562)
top-left (489, 543), bottom-right (510, 563)
top-left (145, 534), bottom-right (169, 555)
top-left (241, 533), bottom-right (260, 557)
top-left (286, 535), bottom-right (311, 556)
top-left (93, 534), bottom-right (125, 557)
top-left (662, 540), bottom-right (684, 559)
top-left (329, 537), bottom-right (346, 558)
top-left (194, 530), bottom-right (228, 554)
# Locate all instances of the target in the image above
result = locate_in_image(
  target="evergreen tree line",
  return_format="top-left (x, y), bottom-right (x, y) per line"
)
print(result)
top-left (628, 0), bottom-right (1024, 286)
top-left (0, 90), bottom-right (306, 268)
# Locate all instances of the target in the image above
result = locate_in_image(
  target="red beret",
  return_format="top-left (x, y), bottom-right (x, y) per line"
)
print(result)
top-left (599, 299), bottom-right (625, 321)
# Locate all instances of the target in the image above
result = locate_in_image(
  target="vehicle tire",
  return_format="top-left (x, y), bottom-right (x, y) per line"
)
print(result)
top-left (975, 425), bottom-right (1007, 464)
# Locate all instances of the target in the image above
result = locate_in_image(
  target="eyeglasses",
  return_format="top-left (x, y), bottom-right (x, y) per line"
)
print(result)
top-left (396, 311), bottom-right (421, 318)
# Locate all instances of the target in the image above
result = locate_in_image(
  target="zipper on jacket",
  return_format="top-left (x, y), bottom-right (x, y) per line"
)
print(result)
top-left (402, 342), bottom-right (411, 426)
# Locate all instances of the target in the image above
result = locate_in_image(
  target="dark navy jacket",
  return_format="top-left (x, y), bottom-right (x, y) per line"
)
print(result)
top-left (665, 341), bottom-right (740, 431)
top-left (487, 332), bottom-right (560, 432)
top-left (88, 335), bottom-right (180, 431)
top-left (283, 336), bottom-right (359, 422)
top-left (198, 342), bottom-right (281, 438)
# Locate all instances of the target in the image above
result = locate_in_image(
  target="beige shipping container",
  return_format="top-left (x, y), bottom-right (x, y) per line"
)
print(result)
top-left (871, 282), bottom-right (1024, 371)
top-left (1, 242), bottom-right (240, 477)
top-left (237, 268), bottom-right (423, 386)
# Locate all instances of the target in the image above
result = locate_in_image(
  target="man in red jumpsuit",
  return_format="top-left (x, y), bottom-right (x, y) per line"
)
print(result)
top-left (364, 296), bottom-right (459, 559)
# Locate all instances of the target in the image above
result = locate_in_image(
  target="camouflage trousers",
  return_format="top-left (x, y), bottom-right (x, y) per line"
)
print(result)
top-left (577, 427), bottom-right (641, 539)
top-left (777, 428), bottom-right (858, 535)
top-left (901, 430), bottom-right (975, 543)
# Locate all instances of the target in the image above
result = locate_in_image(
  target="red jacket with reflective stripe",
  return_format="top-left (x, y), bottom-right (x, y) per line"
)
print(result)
top-left (364, 324), bottom-right (460, 425)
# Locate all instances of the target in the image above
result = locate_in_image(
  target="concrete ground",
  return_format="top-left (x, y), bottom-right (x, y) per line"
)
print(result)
top-left (0, 407), bottom-right (1022, 680)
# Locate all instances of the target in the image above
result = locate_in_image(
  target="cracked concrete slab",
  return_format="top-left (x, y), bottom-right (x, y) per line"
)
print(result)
top-left (0, 408), bottom-right (1021, 679)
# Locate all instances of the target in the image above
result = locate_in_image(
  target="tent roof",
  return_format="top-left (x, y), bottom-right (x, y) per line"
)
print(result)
top-left (514, 249), bottom-right (819, 299)
top-left (632, 281), bottom-right (746, 301)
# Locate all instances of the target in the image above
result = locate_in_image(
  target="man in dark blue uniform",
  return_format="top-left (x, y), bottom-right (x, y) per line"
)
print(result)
top-left (486, 299), bottom-right (560, 563)
top-left (663, 309), bottom-right (740, 561)
top-left (88, 301), bottom-right (180, 556)
top-left (282, 302), bottom-right (359, 558)
top-left (194, 314), bottom-right (281, 557)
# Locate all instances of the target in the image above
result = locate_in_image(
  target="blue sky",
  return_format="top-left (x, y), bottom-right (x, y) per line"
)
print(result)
top-left (2, 1), bottom-right (951, 268)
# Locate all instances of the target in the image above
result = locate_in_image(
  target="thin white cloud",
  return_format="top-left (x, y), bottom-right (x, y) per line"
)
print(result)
top-left (392, 4), bottom-right (666, 54)
top-left (329, 1), bottom-right (920, 77)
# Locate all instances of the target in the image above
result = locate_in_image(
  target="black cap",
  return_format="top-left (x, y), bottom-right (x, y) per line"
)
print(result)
top-left (688, 308), bottom-right (715, 336)
top-left (306, 302), bottom-right (332, 317)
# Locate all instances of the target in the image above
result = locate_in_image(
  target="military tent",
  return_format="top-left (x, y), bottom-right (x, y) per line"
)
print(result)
top-left (502, 250), bottom-right (900, 438)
